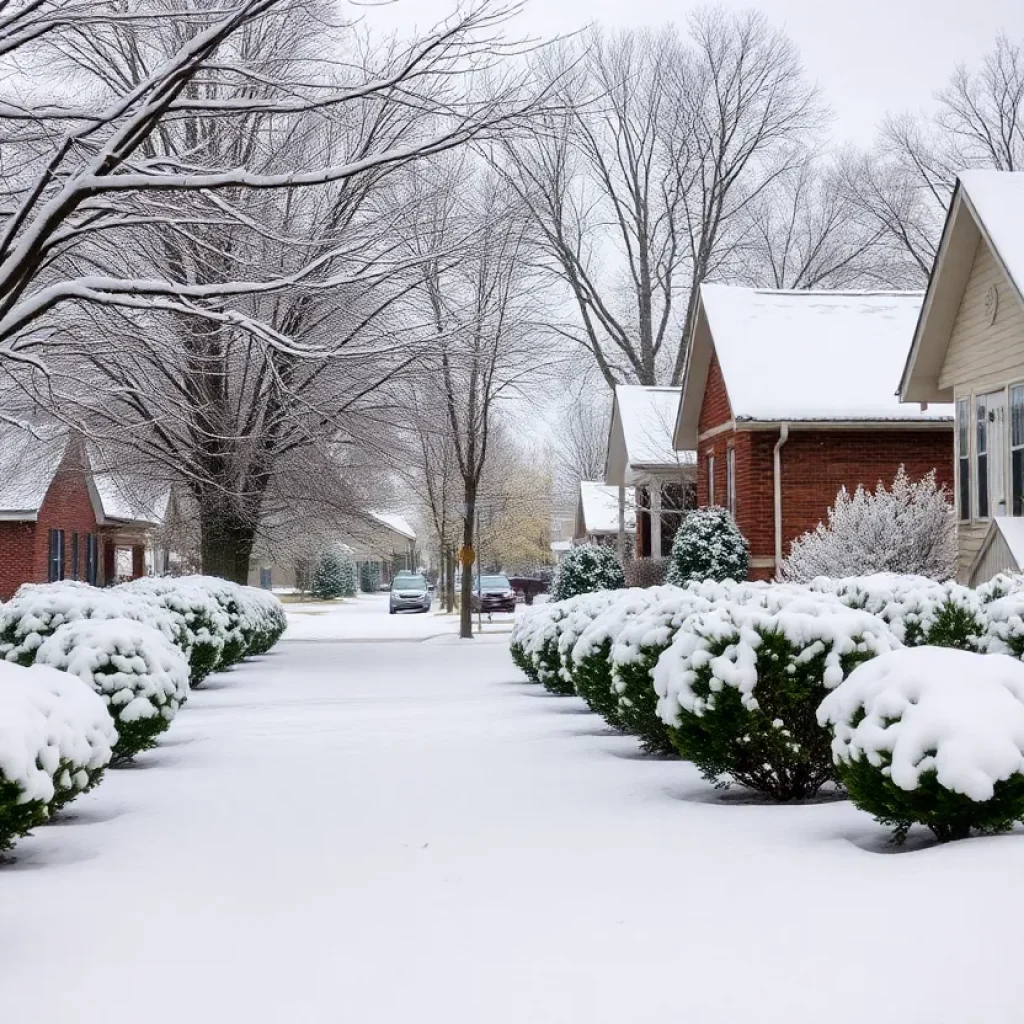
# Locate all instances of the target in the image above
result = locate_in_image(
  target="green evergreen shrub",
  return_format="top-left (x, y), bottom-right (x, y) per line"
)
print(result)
top-left (310, 550), bottom-right (351, 599)
top-left (666, 507), bottom-right (749, 586)
top-left (550, 545), bottom-right (625, 601)
top-left (359, 562), bottom-right (381, 593)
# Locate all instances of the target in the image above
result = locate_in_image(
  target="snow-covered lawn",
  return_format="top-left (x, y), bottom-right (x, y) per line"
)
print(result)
top-left (284, 591), bottom-right (514, 640)
top-left (4, 630), bottom-right (1024, 1022)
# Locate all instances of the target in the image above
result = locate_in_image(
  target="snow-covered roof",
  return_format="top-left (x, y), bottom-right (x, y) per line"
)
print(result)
top-left (370, 512), bottom-right (416, 542)
top-left (0, 424), bottom-right (68, 518)
top-left (902, 170), bottom-right (1024, 404)
top-left (92, 473), bottom-right (169, 526)
top-left (679, 285), bottom-right (953, 446)
top-left (606, 385), bottom-right (695, 485)
top-left (576, 481), bottom-right (636, 536)
top-left (969, 517), bottom-right (1024, 585)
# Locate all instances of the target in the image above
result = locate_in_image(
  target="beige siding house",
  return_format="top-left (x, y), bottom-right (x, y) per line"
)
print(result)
top-left (900, 170), bottom-right (1024, 582)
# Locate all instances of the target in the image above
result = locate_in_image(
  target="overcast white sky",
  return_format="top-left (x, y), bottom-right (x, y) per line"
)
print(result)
top-left (357, 0), bottom-right (1024, 144)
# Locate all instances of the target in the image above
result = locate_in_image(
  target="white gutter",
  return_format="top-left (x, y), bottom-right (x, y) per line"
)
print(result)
top-left (773, 423), bottom-right (790, 577)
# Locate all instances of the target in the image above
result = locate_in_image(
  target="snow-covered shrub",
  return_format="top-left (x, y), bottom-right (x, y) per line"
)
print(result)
top-left (118, 577), bottom-right (228, 685)
top-left (310, 550), bottom-right (354, 599)
top-left (0, 582), bottom-right (181, 668)
top-left (359, 562), bottom-right (380, 593)
top-left (654, 599), bottom-right (898, 800)
top-left (173, 576), bottom-right (249, 667)
top-left (0, 661), bottom-right (117, 852)
top-left (820, 647), bottom-right (1024, 842)
top-left (812, 575), bottom-right (985, 651)
top-left (571, 587), bottom-right (674, 728)
top-left (666, 507), bottom-right (749, 586)
top-left (780, 467), bottom-right (956, 582)
top-left (550, 545), bottom-right (625, 602)
top-left (555, 590), bottom-right (625, 695)
top-left (624, 557), bottom-right (668, 589)
top-left (977, 573), bottom-right (1024, 605)
top-left (512, 599), bottom-right (577, 691)
top-left (236, 586), bottom-right (287, 655)
top-left (35, 618), bottom-right (190, 763)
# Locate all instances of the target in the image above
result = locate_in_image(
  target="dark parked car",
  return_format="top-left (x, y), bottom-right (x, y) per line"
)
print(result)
top-left (469, 575), bottom-right (517, 614)
top-left (389, 575), bottom-right (432, 614)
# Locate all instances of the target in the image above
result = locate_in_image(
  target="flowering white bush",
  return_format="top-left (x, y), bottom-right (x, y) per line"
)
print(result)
top-left (666, 507), bottom-right (749, 585)
top-left (35, 618), bottom-right (189, 763)
top-left (550, 545), bottom-right (625, 601)
top-left (820, 646), bottom-right (1024, 841)
top-left (780, 467), bottom-right (956, 583)
top-left (0, 661), bottom-right (117, 852)
top-left (653, 597), bottom-right (898, 798)
top-left (0, 582), bottom-right (180, 667)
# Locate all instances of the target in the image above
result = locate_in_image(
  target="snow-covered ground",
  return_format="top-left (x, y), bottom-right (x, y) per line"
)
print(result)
top-left (4, 621), bottom-right (1024, 1022)
top-left (284, 591), bottom-right (514, 640)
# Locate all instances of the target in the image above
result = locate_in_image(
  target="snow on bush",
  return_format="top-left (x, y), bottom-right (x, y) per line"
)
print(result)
top-left (359, 562), bottom-right (380, 594)
top-left (310, 550), bottom-right (355, 599)
top-left (172, 576), bottom-right (249, 667)
top-left (35, 618), bottom-right (190, 763)
top-left (511, 601), bottom-right (568, 685)
top-left (570, 587), bottom-right (676, 727)
top-left (653, 598), bottom-right (898, 800)
top-left (820, 647), bottom-right (1024, 841)
top-left (810, 574), bottom-right (985, 651)
top-left (552, 590), bottom-right (626, 696)
top-left (0, 582), bottom-right (181, 668)
top-left (0, 662), bottom-right (117, 852)
top-left (666, 507), bottom-right (749, 586)
top-left (236, 586), bottom-right (287, 655)
top-left (780, 467), bottom-right (957, 583)
top-left (550, 545), bottom-right (625, 602)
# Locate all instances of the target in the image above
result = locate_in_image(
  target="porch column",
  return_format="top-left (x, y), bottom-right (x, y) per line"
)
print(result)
top-left (617, 485), bottom-right (626, 560)
top-left (102, 540), bottom-right (115, 586)
top-left (650, 477), bottom-right (663, 559)
top-left (132, 544), bottom-right (145, 579)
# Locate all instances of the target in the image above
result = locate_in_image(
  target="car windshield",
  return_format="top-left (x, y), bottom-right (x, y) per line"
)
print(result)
top-left (393, 576), bottom-right (426, 590)
top-left (480, 576), bottom-right (510, 589)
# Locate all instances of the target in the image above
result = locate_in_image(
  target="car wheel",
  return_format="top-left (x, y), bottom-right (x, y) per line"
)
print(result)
top-left (389, 606), bottom-right (395, 615)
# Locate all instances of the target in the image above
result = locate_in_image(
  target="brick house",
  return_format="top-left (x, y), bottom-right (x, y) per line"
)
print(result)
top-left (0, 425), bottom-right (167, 599)
top-left (674, 284), bottom-right (955, 580)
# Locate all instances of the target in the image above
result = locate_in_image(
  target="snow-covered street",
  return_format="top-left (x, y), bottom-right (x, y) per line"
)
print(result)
top-left (4, 600), bottom-right (1024, 1023)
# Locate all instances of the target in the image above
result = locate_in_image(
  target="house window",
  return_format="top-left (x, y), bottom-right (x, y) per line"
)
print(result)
top-left (976, 394), bottom-right (989, 519)
top-left (1013, 386), bottom-right (1024, 516)
top-left (957, 397), bottom-right (970, 521)
top-left (726, 447), bottom-right (736, 517)
top-left (47, 529), bottom-right (65, 582)
top-left (706, 452), bottom-right (715, 506)
top-left (85, 533), bottom-right (98, 585)
top-left (71, 532), bottom-right (80, 581)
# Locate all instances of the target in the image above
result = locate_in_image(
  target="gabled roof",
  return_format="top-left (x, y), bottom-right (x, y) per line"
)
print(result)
top-left (0, 424), bottom-right (69, 519)
top-left (676, 283), bottom-right (952, 448)
top-left (370, 511), bottom-right (416, 542)
top-left (575, 481), bottom-right (635, 537)
top-left (901, 170), bottom-right (1024, 403)
top-left (91, 472), bottom-right (169, 527)
top-left (969, 516), bottom-right (1024, 584)
top-left (605, 385), bottom-right (695, 485)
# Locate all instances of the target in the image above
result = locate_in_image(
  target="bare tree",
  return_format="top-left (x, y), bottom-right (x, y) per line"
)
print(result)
top-left (503, 11), bottom-right (821, 388)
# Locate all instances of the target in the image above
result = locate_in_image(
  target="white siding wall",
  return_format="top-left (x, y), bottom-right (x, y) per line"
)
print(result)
top-left (938, 237), bottom-right (1024, 578)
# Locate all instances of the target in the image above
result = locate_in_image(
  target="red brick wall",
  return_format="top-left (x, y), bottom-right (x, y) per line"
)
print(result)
top-left (696, 425), bottom-right (954, 575)
top-left (698, 351), bottom-right (732, 435)
top-left (0, 444), bottom-right (103, 600)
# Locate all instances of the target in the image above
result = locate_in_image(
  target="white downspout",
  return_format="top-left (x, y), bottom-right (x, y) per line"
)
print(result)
top-left (773, 424), bottom-right (790, 578)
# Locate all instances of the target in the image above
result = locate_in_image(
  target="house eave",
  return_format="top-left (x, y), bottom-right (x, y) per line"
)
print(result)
top-left (0, 510), bottom-right (38, 522)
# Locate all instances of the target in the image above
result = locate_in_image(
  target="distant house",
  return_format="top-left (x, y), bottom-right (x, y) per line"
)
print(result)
top-left (604, 385), bottom-right (696, 558)
top-left (0, 425), bottom-right (167, 599)
top-left (575, 481), bottom-right (636, 546)
top-left (676, 284), bottom-right (954, 580)
top-left (899, 170), bottom-right (1024, 583)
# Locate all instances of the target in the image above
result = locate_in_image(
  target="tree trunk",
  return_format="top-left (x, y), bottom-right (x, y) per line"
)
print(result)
top-left (459, 488), bottom-right (477, 638)
top-left (199, 497), bottom-right (256, 584)
top-left (445, 545), bottom-right (456, 613)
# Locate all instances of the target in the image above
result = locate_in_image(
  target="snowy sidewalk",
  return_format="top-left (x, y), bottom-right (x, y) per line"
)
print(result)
top-left (3, 637), bottom-right (1024, 1023)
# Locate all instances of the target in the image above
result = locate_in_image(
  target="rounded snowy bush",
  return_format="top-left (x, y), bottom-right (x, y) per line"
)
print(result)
top-left (35, 618), bottom-right (190, 763)
top-left (0, 581), bottom-right (181, 668)
top-left (310, 550), bottom-right (355, 599)
top-left (118, 577), bottom-right (229, 685)
top-left (511, 600), bottom-right (572, 691)
top-left (236, 586), bottom-right (287, 655)
top-left (174, 576), bottom-right (249, 667)
top-left (813, 575), bottom-right (985, 651)
top-left (550, 545), bottom-right (625, 602)
top-left (654, 599), bottom-right (898, 800)
top-left (820, 647), bottom-right (1024, 842)
top-left (554, 590), bottom-right (625, 696)
top-left (571, 588), bottom-right (674, 728)
top-left (666, 507), bottom-right (749, 586)
top-left (0, 662), bottom-right (116, 852)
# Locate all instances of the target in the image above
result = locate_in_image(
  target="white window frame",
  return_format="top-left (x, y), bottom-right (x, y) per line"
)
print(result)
top-left (1011, 382), bottom-right (1024, 517)
top-left (726, 446), bottom-right (736, 517)
top-left (706, 451), bottom-right (715, 506)
top-left (956, 396), bottom-right (971, 522)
